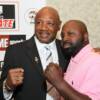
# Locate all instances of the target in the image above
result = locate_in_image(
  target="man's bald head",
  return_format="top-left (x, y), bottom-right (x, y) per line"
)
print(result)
top-left (62, 20), bottom-right (88, 35)
top-left (35, 6), bottom-right (61, 24)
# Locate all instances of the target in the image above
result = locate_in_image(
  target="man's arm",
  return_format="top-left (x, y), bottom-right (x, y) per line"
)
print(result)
top-left (1, 67), bottom-right (24, 100)
top-left (55, 78), bottom-right (91, 100)
top-left (44, 63), bottom-right (91, 100)
top-left (0, 46), bottom-right (24, 100)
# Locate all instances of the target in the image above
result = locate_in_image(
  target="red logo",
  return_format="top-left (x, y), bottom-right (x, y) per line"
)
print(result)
top-left (0, 19), bottom-right (14, 29)
top-left (0, 35), bottom-right (10, 50)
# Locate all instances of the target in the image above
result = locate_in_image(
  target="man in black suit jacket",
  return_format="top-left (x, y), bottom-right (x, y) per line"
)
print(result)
top-left (0, 6), bottom-right (67, 100)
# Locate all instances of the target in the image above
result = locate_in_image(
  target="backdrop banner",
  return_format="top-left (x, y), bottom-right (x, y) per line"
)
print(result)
top-left (0, 0), bottom-right (46, 76)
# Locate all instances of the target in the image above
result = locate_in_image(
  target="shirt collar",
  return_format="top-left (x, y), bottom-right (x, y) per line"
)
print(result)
top-left (34, 36), bottom-right (56, 50)
top-left (71, 44), bottom-right (94, 63)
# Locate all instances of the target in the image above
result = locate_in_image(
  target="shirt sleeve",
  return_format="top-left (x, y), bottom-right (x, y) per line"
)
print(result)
top-left (3, 80), bottom-right (13, 100)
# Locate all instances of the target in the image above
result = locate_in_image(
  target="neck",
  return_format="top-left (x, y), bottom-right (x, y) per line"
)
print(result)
top-left (72, 43), bottom-right (88, 57)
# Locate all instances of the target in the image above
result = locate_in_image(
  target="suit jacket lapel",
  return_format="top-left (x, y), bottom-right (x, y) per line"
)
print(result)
top-left (23, 36), bottom-right (43, 77)
top-left (23, 37), bottom-right (67, 76)
top-left (56, 40), bottom-right (67, 72)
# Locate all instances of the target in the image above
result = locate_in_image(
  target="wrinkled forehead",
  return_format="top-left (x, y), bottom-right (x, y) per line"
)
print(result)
top-left (35, 7), bottom-right (60, 22)
top-left (62, 20), bottom-right (87, 35)
top-left (62, 22), bottom-right (82, 34)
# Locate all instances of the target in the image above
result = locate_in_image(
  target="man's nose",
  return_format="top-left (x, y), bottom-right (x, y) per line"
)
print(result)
top-left (41, 23), bottom-right (48, 30)
top-left (63, 35), bottom-right (70, 41)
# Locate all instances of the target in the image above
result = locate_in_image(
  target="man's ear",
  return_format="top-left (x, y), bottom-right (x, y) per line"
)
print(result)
top-left (84, 32), bottom-right (89, 42)
top-left (58, 21), bottom-right (62, 30)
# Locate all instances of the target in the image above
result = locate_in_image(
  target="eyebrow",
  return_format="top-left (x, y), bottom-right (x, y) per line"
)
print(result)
top-left (67, 31), bottom-right (76, 34)
top-left (36, 18), bottom-right (55, 21)
top-left (61, 31), bottom-right (76, 35)
top-left (67, 30), bottom-right (80, 35)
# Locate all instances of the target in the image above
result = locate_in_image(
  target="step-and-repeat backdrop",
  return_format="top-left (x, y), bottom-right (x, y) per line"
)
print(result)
top-left (0, 0), bottom-right (46, 75)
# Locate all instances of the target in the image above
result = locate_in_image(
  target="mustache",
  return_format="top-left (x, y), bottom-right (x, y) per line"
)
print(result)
top-left (38, 30), bottom-right (50, 34)
top-left (62, 41), bottom-right (72, 46)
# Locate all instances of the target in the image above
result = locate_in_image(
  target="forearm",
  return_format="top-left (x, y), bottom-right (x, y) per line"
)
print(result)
top-left (55, 80), bottom-right (91, 100)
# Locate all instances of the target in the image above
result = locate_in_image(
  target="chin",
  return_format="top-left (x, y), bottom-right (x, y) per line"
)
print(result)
top-left (61, 47), bottom-right (72, 59)
top-left (39, 39), bottom-right (51, 44)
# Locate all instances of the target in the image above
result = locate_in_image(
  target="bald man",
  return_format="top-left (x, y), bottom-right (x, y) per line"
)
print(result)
top-left (0, 6), bottom-right (67, 100)
top-left (44, 20), bottom-right (100, 100)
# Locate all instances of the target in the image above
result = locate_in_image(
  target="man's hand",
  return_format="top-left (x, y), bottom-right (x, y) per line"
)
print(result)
top-left (44, 63), bottom-right (63, 87)
top-left (6, 68), bottom-right (24, 90)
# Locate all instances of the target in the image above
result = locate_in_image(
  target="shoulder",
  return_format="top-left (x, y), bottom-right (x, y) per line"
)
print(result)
top-left (6, 36), bottom-right (34, 51)
top-left (89, 52), bottom-right (100, 62)
top-left (6, 40), bottom-right (26, 51)
top-left (5, 37), bottom-right (33, 55)
top-left (84, 52), bottom-right (100, 72)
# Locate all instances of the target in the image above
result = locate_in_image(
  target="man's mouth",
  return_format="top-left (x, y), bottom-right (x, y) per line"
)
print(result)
top-left (63, 42), bottom-right (72, 48)
top-left (39, 32), bottom-right (50, 38)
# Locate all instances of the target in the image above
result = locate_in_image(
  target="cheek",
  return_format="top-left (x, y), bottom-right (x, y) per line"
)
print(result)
top-left (51, 31), bottom-right (57, 37)
top-left (48, 27), bottom-right (55, 32)
top-left (71, 36), bottom-right (79, 44)
top-left (55, 26), bottom-right (60, 32)
top-left (50, 25), bottom-right (59, 32)
top-left (35, 25), bottom-right (40, 31)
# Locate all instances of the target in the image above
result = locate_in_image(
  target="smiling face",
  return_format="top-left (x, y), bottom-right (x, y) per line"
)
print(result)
top-left (61, 20), bottom-right (89, 57)
top-left (35, 7), bottom-right (61, 43)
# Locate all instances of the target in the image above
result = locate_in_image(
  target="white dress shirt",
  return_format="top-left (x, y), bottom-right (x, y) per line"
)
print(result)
top-left (35, 37), bottom-right (59, 100)
top-left (35, 36), bottom-right (59, 70)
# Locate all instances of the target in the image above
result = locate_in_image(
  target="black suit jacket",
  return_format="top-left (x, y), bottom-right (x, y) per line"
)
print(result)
top-left (0, 36), bottom-right (67, 100)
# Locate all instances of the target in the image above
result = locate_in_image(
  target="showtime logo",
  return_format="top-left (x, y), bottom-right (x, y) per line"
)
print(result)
top-left (0, 35), bottom-right (10, 50)
top-left (0, 4), bottom-right (17, 30)
top-left (0, 35), bottom-right (26, 51)
top-left (0, 19), bottom-right (14, 29)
